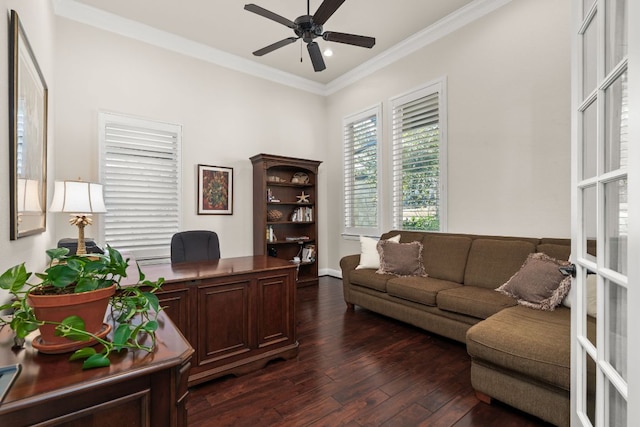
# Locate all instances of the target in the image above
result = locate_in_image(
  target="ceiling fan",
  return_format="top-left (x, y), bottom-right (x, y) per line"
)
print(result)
top-left (244, 0), bottom-right (376, 72)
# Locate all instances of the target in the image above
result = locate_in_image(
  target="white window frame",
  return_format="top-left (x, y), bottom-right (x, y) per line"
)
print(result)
top-left (389, 78), bottom-right (448, 232)
top-left (343, 104), bottom-right (382, 236)
top-left (98, 112), bottom-right (182, 263)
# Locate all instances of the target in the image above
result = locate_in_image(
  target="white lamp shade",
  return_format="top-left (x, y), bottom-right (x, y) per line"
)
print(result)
top-left (50, 180), bottom-right (107, 214)
top-left (17, 179), bottom-right (43, 213)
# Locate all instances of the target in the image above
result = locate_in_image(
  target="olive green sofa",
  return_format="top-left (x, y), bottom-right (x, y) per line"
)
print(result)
top-left (340, 230), bottom-right (580, 427)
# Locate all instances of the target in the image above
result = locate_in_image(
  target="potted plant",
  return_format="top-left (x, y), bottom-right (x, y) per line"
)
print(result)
top-left (0, 245), bottom-right (164, 369)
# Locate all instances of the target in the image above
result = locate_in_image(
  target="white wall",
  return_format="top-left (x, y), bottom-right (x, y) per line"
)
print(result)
top-left (53, 18), bottom-right (327, 259)
top-left (2, 0), bottom-right (572, 280)
top-left (0, 1), bottom-right (57, 277)
top-left (325, 0), bottom-right (572, 273)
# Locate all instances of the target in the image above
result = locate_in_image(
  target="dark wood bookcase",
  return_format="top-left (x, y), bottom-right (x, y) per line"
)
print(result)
top-left (251, 154), bottom-right (322, 286)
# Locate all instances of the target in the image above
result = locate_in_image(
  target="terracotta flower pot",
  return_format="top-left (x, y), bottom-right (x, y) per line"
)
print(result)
top-left (28, 284), bottom-right (116, 350)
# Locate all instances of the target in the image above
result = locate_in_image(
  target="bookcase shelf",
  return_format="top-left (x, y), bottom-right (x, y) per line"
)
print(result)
top-left (251, 154), bottom-right (321, 287)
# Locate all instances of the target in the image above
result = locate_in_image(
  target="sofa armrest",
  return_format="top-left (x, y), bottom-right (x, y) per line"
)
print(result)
top-left (340, 254), bottom-right (360, 273)
top-left (339, 254), bottom-right (360, 305)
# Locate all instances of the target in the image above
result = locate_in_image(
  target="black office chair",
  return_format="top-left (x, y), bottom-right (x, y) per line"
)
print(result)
top-left (170, 230), bottom-right (221, 264)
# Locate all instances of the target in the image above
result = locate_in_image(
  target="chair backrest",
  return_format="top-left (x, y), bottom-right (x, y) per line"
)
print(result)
top-left (170, 230), bottom-right (221, 264)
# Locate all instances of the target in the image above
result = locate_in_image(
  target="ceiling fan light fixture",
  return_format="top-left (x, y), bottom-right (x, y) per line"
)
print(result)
top-left (244, 0), bottom-right (375, 72)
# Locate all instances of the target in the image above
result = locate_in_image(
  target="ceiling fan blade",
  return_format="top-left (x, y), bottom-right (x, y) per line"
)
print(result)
top-left (307, 42), bottom-right (326, 72)
top-left (313, 0), bottom-right (346, 25)
top-left (323, 32), bottom-right (376, 48)
top-left (244, 4), bottom-right (296, 29)
top-left (252, 37), bottom-right (299, 56)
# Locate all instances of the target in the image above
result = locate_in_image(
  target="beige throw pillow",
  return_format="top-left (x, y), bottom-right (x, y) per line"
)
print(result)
top-left (356, 234), bottom-right (400, 269)
top-left (376, 240), bottom-right (427, 277)
top-left (496, 252), bottom-right (571, 311)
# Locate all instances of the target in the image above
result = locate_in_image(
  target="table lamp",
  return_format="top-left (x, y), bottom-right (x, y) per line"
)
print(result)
top-left (49, 179), bottom-right (107, 255)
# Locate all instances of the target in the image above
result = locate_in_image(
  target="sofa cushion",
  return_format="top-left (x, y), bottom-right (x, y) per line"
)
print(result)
top-left (464, 239), bottom-right (536, 289)
top-left (422, 235), bottom-right (472, 283)
top-left (349, 269), bottom-right (394, 292)
top-left (377, 240), bottom-right (427, 277)
top-left (536, 243), bottom-right (571, 261)
top-left (387, 276), bottom-right (461, 306)
top-left (437, 286), bottom-right (517, 319)
top-left (356, 234), bottom-right (401, 270)
top-left (496, 252), bottom-right (571, 311)
top-left (466, 305), bottom-right (571, 390)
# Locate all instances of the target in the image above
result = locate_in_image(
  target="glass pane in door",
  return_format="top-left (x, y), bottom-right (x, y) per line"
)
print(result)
top-left (605, 71), bottom-right (629, 172)
top-left (606, 377), bottom-right (627, 426)
top-left (583, 185), bottom-right (597, 261)
top-left (587, 353), bottom-right (597, 425)
top-left (583, 15), bottom-right (598, 98)
top-left (583, 101), bottom-right (598, 179)
top-left (606, 0), bottom-right (627, 72)
top-left (604, 179), bottom-right (628, 274)
top-left (606, 280), bottom-right (627, 379)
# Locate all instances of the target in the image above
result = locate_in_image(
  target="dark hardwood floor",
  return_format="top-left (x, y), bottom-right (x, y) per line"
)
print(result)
top-left (187, 276), bottom-right (551, 426)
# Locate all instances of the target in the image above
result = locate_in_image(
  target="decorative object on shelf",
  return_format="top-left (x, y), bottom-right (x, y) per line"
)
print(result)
top-left (266, 188), bottom-right (280, 202)
top-left (198, 164), bottom-right (233, 215)
top-left (291, 172), bottom-right (309, 184)
top-left (267, 175), bottom-right (287, 183)
top-left (267, 209), bottom-right (283, 222)
top-left (0, 246), bottom-right (164, 369)
top-left (302, 244), bottom-right (316, 262)
top-left (50, 180), bottom-right (107, 255)
top-left (296, 191), bottom-right (310, 203)
top-left (9, 10), bottom-right (48, 240)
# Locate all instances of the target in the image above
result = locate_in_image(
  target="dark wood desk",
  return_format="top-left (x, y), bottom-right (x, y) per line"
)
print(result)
top-left (0, 311), bottom-right (193, 427)
top-left (127, 255), bottom-right (299, 386)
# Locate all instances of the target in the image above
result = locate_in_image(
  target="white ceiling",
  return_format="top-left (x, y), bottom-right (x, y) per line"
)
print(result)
top-left (54, 0), bottom-right (508, 93)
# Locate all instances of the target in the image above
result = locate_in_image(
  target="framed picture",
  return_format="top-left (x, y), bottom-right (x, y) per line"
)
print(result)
top-left (198, 164), bottom-right (233, 215)
top-left (9, 10), bottom-right (48, 240)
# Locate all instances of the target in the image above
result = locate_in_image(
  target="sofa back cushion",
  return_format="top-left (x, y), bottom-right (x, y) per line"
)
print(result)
top-left (422, 235), bottom-right (472, 283)
top-left (464, 239), bottom-right (536, 289)
top-left (536, 243), bottom-right (571, 261)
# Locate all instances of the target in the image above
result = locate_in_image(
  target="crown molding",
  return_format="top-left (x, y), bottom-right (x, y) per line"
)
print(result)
top-left (53, 0), bottom-right (512, 97)
top-left (52, 0), bottom-right (326, 95)
top-left (324, 0), bottom-right (513, 95)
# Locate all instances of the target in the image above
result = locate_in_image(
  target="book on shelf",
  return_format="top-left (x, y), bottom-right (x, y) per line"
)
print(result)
top-left (290, 206), bottom-right (312, 222)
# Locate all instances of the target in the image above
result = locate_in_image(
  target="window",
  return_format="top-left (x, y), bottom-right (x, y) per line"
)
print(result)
top-left (99, 112), bottom-right (181, 263)
top-left (343, 105), bottom-right (381, 236)
top-left (390, 80), bottom-right (446, 231)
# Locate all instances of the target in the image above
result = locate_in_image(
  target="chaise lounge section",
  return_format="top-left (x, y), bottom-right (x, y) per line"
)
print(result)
top-left (340, 230), bottom-right (580, 427)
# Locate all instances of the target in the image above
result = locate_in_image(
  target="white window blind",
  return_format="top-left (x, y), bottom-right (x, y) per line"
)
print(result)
top-left (99, 112), bottom-right (181, 263)
top-left (391, 81), bottom-right (446, 231)
top-left (343, 105), bottom-right (381, 236)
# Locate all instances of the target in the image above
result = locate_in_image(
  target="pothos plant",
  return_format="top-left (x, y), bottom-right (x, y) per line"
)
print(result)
top-left (0, 245), bottom-right (165, 369)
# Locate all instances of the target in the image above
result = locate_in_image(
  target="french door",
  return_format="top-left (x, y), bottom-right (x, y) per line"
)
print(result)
top-left (571, 0), bottom-right (636, 426)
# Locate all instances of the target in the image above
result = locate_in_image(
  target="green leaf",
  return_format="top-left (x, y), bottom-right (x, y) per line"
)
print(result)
top-left (0, 264), bottom-right (31, 292)
top-left (82, 353), bottom-right (111, 369)
top-left (143, 292), bottom-right (160, 313)
top-left (56, 315), bottom-right (91, 341)
top-left (70, 347), bottom-right (97, 361)
top-left (144, 320), bottom-right (158, 333)
top-left (44, 264), bottom-right (79, 288)
top-left (113, 323), bottom-right (132, 349)
top-left (46, 247), bottom-right (70, 261)
top-left (74, 277), bottom-right (99, 293)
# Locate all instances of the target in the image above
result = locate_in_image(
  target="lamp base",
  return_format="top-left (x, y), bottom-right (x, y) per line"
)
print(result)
top-left (57, 238), bottom-right (104, 255)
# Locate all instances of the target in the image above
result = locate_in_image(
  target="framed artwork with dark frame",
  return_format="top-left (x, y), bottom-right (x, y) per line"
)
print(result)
top-left (198, 164), bottom-right (233, 215)
top-left (9, 10), bottom-right (48, 240)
